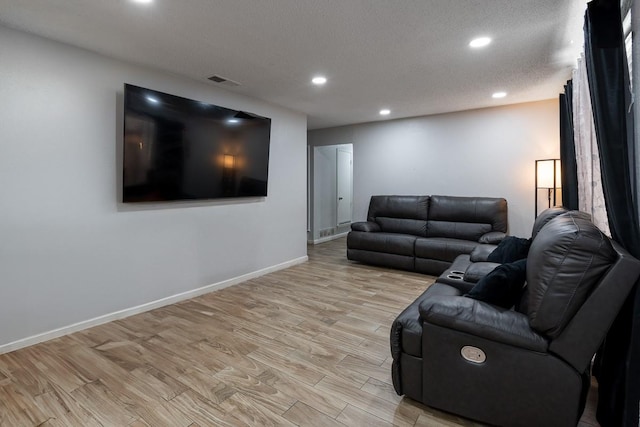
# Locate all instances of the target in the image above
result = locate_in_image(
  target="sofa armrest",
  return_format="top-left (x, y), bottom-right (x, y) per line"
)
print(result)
top-left (469, 244), bottom-right (498, 262)
top-left (479, 231), bottom-right (506, 244)
top-left (419, 295), bottom-right (548, 352)
top-left (351, 221), bottom-right (381, 232)
top-left (463, 261), bottom-right (501, 283)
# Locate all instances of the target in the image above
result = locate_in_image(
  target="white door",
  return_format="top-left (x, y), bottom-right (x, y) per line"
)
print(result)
top-left (336, 149), bottom-right (352, 225)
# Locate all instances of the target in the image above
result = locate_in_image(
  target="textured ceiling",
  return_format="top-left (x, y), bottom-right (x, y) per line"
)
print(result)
top-left (0, 0), bottom-right (586, 129)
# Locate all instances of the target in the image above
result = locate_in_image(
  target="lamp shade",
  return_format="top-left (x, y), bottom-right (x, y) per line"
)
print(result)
top-left (535, 158), bottom-right (562, 217)
top-left (536, 159), bottom-right (559, 188)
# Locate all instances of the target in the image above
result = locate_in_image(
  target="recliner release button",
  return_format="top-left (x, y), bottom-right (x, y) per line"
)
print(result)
top-left (461, 346), bottom-right (486, 364)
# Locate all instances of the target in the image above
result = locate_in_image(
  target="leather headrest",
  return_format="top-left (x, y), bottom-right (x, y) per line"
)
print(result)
top-left (531, 207), bottom-right (568, 239)
top-left (527, 212), bottom-right (616, 338)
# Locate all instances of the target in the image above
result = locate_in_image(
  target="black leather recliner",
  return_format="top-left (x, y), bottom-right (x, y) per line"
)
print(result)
top-left (390, 211), bottom-right (640, 427)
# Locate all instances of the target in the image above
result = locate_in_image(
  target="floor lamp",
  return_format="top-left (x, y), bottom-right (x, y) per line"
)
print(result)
top-left (535, 159), bottom-right (561, 217)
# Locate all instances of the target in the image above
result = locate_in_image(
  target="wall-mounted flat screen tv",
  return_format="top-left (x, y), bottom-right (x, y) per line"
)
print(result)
top-left (123, 84), bottom-right (271, 202)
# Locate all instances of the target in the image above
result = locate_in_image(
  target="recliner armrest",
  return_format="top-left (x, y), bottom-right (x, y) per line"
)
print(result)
top-left (419, 295), bottom-right (548, 352)
top-left (479, 231), bottom-right (506, 244)
top-left (351, 221), bottom-right (381, 232)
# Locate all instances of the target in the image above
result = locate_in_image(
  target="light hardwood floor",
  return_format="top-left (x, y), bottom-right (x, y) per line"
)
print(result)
top-left (1, 237), bottom-right (598, 426)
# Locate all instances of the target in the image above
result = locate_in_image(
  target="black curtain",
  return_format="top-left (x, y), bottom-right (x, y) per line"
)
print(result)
top-left (583, 0), bottom-right (640, 426)
top-left (559, 81), bottom-right (579, 210)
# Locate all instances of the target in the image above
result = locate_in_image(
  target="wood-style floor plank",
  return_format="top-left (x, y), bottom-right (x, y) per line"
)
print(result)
top-left (0, 237), bottom-right (600, 426)
top-left (337, 403), bottom-right (395, 427)
top-left (283, 401), bottom-right (347, 427)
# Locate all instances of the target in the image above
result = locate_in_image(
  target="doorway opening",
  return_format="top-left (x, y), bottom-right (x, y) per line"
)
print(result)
top-left (308, 143), bottom-right (353, 244)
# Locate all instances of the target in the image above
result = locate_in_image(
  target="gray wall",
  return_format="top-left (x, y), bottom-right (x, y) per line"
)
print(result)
top-left (0, 25), bottom-right (307, 349)
top-left (308, 100), bottom-right (560, 237)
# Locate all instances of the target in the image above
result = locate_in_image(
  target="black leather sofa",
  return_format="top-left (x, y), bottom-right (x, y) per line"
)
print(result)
top-left (347, 195), bottom-right (508, 275)
top-left (390, 210), bottom-right (640, 427)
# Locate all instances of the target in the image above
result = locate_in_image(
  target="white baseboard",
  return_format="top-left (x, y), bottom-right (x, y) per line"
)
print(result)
top-left (309, 231), bottom-right (349, 245)
top-left (0, 255), bottom-right (308, 355)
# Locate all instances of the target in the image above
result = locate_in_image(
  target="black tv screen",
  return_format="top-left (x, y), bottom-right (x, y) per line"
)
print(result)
top-left (122, 84), bottom-right (271, 202)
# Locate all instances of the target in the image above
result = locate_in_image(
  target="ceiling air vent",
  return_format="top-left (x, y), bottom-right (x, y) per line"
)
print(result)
top-left (207, 75), bottom-right (241, 87)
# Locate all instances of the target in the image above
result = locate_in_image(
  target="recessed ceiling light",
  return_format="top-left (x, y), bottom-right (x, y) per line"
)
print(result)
top-left (311, 76), bottom-right (327, 85)
top-left (469, 37), bottom-right (492, 48)
top-left (492, 92), bottom-right (507, 99)
top-left (132, 0), bottom-right (153, 4)
top-left (379, 109), bottom-right (391, 116)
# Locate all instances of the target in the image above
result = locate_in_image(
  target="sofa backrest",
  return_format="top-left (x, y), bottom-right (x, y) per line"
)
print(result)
top-left (426, 196), bottom-right (508, 241)
top-left (526, 212), bottom-right (617, 339)
top-left (367, 195), bottom-right (430, 236)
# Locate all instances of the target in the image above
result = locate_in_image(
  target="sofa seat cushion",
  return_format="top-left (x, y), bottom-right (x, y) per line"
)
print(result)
top-left (347, 232), bottom-right (416, 256)
top-left (391, 283), bottom-right (462, 358)
top-left (415, 237), bottom-right (479, 263)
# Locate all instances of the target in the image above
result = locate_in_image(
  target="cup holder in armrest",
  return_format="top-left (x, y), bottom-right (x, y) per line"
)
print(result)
top-left (450, 270), bottom-right (465, 275)
top-left (447, 274), bottom-right (464, 280)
